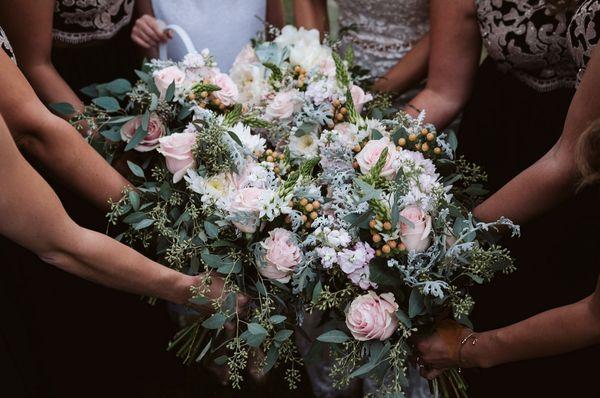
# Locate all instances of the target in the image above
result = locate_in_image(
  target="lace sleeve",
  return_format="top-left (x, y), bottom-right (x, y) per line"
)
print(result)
top-left (569, 0), bottom-right (600, 85)
top-left (0, 27), bottom-right (16, 64)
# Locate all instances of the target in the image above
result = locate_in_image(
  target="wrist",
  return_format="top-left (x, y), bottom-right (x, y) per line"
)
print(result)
top-left (461, 331), bottom-right (496, 368)
top-left (167, 272), bottom-right (195, 305)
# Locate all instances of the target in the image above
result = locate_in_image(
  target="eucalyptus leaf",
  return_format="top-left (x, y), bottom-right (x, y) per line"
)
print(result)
top-left (274, 329), bottom-right (293, 342)
top-left (408, 287), bottom-right (426, 318)
top-left (92, 96), bottom-right (120, 112)
top-left (128, 191), bottom-right (140, 211)
top-left (247, 323), bottom-right (268, 336)
top-left (317, 330), bottom-right (349, 344)
top-left (269, 315), bottom-right (286, 324)
top-left (127, 161), bottom-right (145, 178)
top-left (124, 125), bottom-right (148, 151)
top-left (202, 312), bottom-right (227, 329)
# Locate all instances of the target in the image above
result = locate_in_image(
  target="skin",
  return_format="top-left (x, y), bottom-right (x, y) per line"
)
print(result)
top-left (132, 0), bottom-right (285, 59)
top-left (0, 112), bottom-right (237, 308)
top-left (407, 0), bottom-right (600, 225)
top-left (0, 48), bottom-right (239, 313)
top-left (293, 0), bottom-right (430, 93)
top-left (0, 0), bottom-right (85, 114)
top-left (415, 275), bottom-right (600, 379)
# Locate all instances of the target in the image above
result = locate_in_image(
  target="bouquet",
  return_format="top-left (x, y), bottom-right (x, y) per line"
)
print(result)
top-left (74, 24), bottom-right (519, 397)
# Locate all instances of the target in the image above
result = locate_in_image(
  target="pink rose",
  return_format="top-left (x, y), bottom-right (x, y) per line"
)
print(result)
top-left (355, 137), bottom-right (400, 179)
top-left (153, 65), bottom-right (186, 99)
top-left (212, 72), bottom-right (239, 106)
top-left (232, 44), bottom-right (258, 67)
top-left (259, 228), bottom-right (301, 283)
top-left (228, 187), bottom-right (265, 233)
top-left (120, 114), bottom-right (165, 152)
top-left (350, 85), bottom-right (373, 113)
top-left (345, 291), bottom-right (399, 341)
top-left (399, 205), bottom-right (432, 252)
top-left (157, 132), bottom-right (197, 183)
top-left (264, 90), bottom-right (302, 120)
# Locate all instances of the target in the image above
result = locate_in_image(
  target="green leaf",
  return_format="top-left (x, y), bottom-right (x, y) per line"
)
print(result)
top-left (133, 219), bottom-right (154, 230)
top-left (107, 115), bottom-right (135, 125)
top-left (124, 125), bottom-right (148, 151)
top-left (244, 332), bottom-right (266, 348)
top-left (100, 128), bottom-right (121, 142)
top-left (92, 96), bottom-right (120, 112)
top-left (196, 338), bottom-right (212, 363)
top-left (202, 312), bottom-right (227, 329)
top-left (201, 251), bottom-right (223, 269)
top-left (165, 81), bottom-right (176, 102)
top-left (349, 360), bottom-right (379, 378)
top-left (141, 111), bottom-right (150, 131)
top-left (274, 329), bottom-right (293, 342)
top-left (128, 191), bottom-right (140, 211)
top-left (371, 129), bottom-right (383, 140)
top-left (263, 345), bottom-right (279, 373)
top-left (316, 330), bottom-right (349, 344)
top-left (123, 212), bottom-right (147, 224)
top-left (247, 323), bottom-right (268, 336)
top-left (408, 287), bottom-right (425, 318)
top-left (227, 130), bottom-right (243, 147)
top-left (98, 78), bottom-right (132, 96)
top-left (49, 102), bottom-right (75, 117)
top-left (311, 280), bottom-right (323, 304)
top-left (396, 309), bottom-right (412, 329)
top-left (214, 355), bottom-right (228, 365)
top-left (216, 260), bottom-right (241, 275)
top-left (344, 210), bottom-right (372, 230)
top-left (203, 221), bottom-right (219, 238)
top-left (269, 315), bottom-right (286, 324)
top-left (127, 161), bottom-right (145, 178)
top-left (150, 94), bottom-right (159, 112)
top-left (295, 122), bottom-right (317, 137)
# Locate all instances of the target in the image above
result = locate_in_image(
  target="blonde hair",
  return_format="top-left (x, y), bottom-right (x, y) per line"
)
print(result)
top-left (576, 119), bottom-right (600, 188)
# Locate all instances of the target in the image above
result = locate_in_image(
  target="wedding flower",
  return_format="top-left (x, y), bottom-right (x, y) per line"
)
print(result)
top-left (212, 72), bottom-right (239, 106)
top-left (230, 62), bottom-right (269, 106)
top-left (227, 187), bottom-right (267, 233)
top-left (336, 241), bottom-right (376, 290)
top-left (231, 44), bottom-right (258, 67)
top-left (264, 90), bottom-right (302, 120)
top-left (274, 25), bottom-right (320, 48)
top-left (350, 85), bottom-right (373, 113)
top-left (316, 246), bottom-right (337, 269)
top-left (153, 65), bottom-right (186, 99)
top-left (345, 291), bottom-right (399, 341)
top-left (157, 132), bottom-right (197, 183)
top-left (289, 133), bottom-right (319, 158)
top-left (355, 137), bottom-right (401, 179)
top-left (182, 52), bottom-right (206, 69)
top-left (399, 205), bottom-right (432, 252)
top-left (120, 114), bottom-right (165, 152)
top-left (229, 122), bottom-right (266, 155)
top-left (259, 228), bottom-right (301, 283)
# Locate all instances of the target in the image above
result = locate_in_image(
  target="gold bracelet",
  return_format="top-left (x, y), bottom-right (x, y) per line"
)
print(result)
top-left (458, 332), bottom-right (478, 367)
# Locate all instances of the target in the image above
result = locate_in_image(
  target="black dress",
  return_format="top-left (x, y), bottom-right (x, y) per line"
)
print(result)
top-left (0, 10), bottom-right (189, 398)
top-left (459, 1), bottom-right (600, 397)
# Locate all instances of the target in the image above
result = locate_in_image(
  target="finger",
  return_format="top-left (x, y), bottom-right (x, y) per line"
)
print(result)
top-left (140, 22), bottom-right (165, 44)
top-left (148, 19), bottom-right (171, 42)
top-left (133, 27), bottom-right (157, 48)
top-left (131, 34), bottom-right (152, 49)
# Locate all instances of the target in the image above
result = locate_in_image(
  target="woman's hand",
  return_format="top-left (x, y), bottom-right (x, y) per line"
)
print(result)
top-left (414, 320), bottom-right (475, 379)
top-left (184, 272), bottom-right (249, 317)
top-left (131, 14), bottom-right (172, 50)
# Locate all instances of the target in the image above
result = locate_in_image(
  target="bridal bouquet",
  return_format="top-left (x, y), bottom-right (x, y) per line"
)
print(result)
top-left (75, 24), bottom-right (519, 397)
top-left (295, 111), bottom-right (519, 397)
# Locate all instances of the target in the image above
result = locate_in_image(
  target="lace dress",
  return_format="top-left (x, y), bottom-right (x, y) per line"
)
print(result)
top-left (51, 0), bottom-right (140, 90)
top-left (459, 1), bottom-right (600, 396)
top-left (336, 0), bottom-right (429, 78)
top-left (0, 26), bottom-right (15, 63)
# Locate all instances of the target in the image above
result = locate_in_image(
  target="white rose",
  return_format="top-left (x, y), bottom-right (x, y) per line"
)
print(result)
top-left (289, 133), bottom-right (319, 158)
top-left (264, 90), bottom-right (302, 120)
top-left (355, 137), bottom-right (400, 179)
top-left (399, 205), bottom-right (432, 252)
top-left (153, 65), bottom-right (186, 99)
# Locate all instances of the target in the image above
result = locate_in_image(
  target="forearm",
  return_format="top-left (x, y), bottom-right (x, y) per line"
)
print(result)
top-left (17, 114), bottom-right (130, 210)
top-left (22, 61), bottom-right (84, 114)
top-left (135, 0), bottom-right (155, 16)
top-left (267, 0), bottom-right (285, 29)
top-left (465, 295), bottom-right (600, 368)
top-left (373, 34), bottom-right (429, 93)
top-left (42, 226), bottom-right (194, 305)
top-left (294, 0), bottom-right (328, 32)
top-left (407, 86), bottom-right (466, 129)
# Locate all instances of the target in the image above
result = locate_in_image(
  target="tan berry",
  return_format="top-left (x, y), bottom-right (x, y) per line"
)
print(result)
top-left (372, 234), bottom-right (382, 243)
top-left (310, 211), bottom-right (318, 220)
top-left (305, 203), bottom-right (314, 212)
top-left (434, 147), bottom-right (442, 155)
top-left (299, 198), bottom-right (309, 206)
top-left (382, 244), bottom-right (391, 254)
top-left (383, 221), bottom-right (392, 230)
top-left (398, 137), bottom-right (407, 146)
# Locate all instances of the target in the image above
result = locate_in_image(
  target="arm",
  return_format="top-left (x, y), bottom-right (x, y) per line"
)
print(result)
top-left (416, 275), bottom-right (600, 375)
top-left (294, 0), bottom-right (329, 33)
top-left (0, 49), bottom-right (129, 210)
top-left (267, 0), bottom-right (285, 29)
top-left (0, 114), bottom-right (199, 305)
top-left (131, 0), bottom-right (170, 59)
top-left (0, 0), bottom-right (84, 114)
top-left (473, 46), bottom-right (600, 224)
top-left (406, 0), bottom-right (481, 128)
top-left (372, 33), bottom-right (430, 94)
